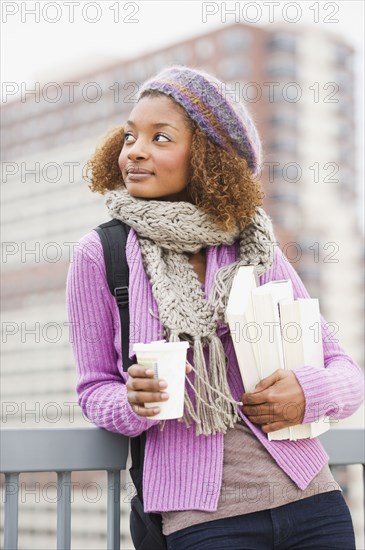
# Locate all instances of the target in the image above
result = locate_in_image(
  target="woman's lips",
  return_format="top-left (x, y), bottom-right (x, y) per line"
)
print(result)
top-left (126, 172), bottom-right (154, 181)
top-left (126, 166), bottom-right (154, 181)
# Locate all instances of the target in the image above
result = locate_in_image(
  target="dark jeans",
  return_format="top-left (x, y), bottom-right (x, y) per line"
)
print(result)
top-left (165, 491), bottom-right (356, 550)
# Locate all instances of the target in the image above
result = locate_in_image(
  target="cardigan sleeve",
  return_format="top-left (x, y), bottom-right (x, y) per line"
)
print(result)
top-left (260, 246), bottom-right (364, 424)
top-left (66, 231), bottom-right (160, 437)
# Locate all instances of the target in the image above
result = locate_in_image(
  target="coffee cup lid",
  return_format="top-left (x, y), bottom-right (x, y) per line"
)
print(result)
top-left (133, 340), bottom-right (189, 352)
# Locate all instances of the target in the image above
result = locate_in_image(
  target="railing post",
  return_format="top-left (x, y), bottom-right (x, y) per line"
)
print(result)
top-left (4, 472), bottom-right (19, 550)
top-left (107, 470), bottom-right (121, 550)
top-left (57, 471), bottom-right (71, 550)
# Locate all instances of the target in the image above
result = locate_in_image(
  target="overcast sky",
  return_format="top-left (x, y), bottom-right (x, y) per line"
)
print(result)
top-left (2, 1), bottom-right (364, 86)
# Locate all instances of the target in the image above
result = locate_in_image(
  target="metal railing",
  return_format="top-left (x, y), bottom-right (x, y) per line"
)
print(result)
top-left (1, 427), bottom-right (364, 550)
top-left (0, 428), bottom-right (129, 550)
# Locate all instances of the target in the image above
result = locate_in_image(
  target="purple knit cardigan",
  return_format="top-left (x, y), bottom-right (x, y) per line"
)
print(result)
top-left (66, 228), bottom-right (364, 513)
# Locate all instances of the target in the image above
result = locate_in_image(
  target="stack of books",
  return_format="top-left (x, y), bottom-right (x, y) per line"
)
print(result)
top-left (226, 266), bottom-right (330, 441)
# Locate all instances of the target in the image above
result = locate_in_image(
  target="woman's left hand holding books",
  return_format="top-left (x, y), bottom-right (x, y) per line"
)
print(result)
top-left (241, 370), bottom-right (305, 434)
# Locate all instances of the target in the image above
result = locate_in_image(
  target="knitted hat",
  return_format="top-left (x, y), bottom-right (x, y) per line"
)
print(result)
top-left (137, 65), bottom-right (262, 176)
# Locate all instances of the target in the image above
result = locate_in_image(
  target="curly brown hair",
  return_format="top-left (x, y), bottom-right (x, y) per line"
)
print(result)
top-left (85, 92), bottom-right (264, 232)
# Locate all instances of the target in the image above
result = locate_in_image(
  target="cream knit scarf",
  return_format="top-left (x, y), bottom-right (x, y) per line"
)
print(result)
top-left (106, 187), bottom-right (276, 436)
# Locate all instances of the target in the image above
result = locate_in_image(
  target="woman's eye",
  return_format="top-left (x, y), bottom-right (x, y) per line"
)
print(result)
top-left (155, 133), bottom-right (170, 142)
top-left (124, 132), bottom-right (135, 143)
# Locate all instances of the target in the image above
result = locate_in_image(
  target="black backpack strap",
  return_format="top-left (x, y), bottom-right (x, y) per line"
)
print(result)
top-left (94, 219), bottom-right (132, 372)
top-left (129, 431), bottom-right (147, 499)
top-left (94, 220), bottom-right (155, 523)
top-left (95, 220), bottom-right (146, 492)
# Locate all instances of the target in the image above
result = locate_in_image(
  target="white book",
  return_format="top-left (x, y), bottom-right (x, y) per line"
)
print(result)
top-left (226, 266), bottom-right (261, 392)
top-left (251, 280), bottom-right (294, 379)
top-left (269, 298), bottom-right (330, 441)
top-left (227, 275), bottom-right (330, 441)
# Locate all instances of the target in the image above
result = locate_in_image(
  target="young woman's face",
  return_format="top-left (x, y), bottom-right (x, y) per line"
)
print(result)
top-left (119, 95), bottom-right (193, 201)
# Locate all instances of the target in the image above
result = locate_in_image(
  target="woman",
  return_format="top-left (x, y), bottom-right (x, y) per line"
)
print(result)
top-left (66, 66), bottom-right (364, 549)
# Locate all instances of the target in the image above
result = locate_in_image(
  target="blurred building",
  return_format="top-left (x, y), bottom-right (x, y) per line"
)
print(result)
top-left (1, 22), bottom-right (363, 549)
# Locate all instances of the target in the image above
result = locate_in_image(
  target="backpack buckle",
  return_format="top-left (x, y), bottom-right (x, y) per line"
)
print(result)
top-left (114, 286), bottom-right (129, 308)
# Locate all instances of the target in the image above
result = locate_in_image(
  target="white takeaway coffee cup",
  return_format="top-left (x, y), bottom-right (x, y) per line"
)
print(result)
top-left (133, 340), bottom-right (189, 420)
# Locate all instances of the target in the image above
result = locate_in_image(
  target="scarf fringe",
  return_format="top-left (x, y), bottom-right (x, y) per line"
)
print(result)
top-left (159, 335), bottom-right (242, 436)
top-left (209, 335), bottom-right (239, 426)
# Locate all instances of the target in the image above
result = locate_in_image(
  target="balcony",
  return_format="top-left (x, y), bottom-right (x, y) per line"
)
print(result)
top-left (1, 428), bottom-right (364, 549)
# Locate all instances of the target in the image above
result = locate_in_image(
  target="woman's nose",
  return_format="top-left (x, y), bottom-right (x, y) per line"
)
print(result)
top-left (127, 140), bottom-right (149, 161)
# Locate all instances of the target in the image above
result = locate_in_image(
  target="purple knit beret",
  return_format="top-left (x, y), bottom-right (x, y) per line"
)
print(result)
top-left (137, 65), bottom-right (262, 176)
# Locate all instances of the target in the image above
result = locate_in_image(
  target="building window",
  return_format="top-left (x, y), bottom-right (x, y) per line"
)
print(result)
top-left (336, 70), bottom-right (352, 92)
top-left (297, 268), bottom-right (321, 281)
top-left (95, 94), bottom-right (116, 118)
top-left (297, 237), bottom-right (322, 256)
top-left (218, 28), bottom-right (251, 53)
top-left (75, 102), bottom-right (93, 124)
top-left (5, 101), bottom-right (27, 121)
top-left (172, 46), bottom-right (190, 65)
top-left (338, 167), bottom-right (353, 187)
top-left (194, 38), bottom-right (214, 61)
top-left (217, 58), bottom-right (250, 80)
top-left (267, 162), bottom-right (301, 182)
top-left (269, 138), bottom-right (297, 154)
top-left (269, 192), bottom-right (298, 204)
top-left (128, 61), bottom-right (147, 82)
top-left (267, 32), bottom-right (296, 53)
top-left (150, 53), bottom-right (172, 74)
top-left (337, 98), bottom-right (353, 117)
top-left (2, 105), bottom-right (17, 125)
top-left (197, 64), bottom-right (214, 75)
top-left (113, 70), bottom-right (129, 88)
top-left (266, 60), bottom-right (296, 79)
top-left (269, 113), bottom-right (297, 129)
top-left (338, 148), bottom-right (354, 166)
top-left (280, 209), bottom-right (301, 231)
top-left (335, 44), bottom-right (353, 70)
top-left (336, 121), bottom-right (353, 141)
top-left (93, 72), bottom-right (111, 94)
top-left (265, 83), bottom-right (300, 103)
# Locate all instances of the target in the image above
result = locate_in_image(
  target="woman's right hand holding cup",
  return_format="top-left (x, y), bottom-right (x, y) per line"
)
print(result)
top-left (127, 362), bottom-right (192, 417)
top-left (127, 363), bottom-right (169, 417)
